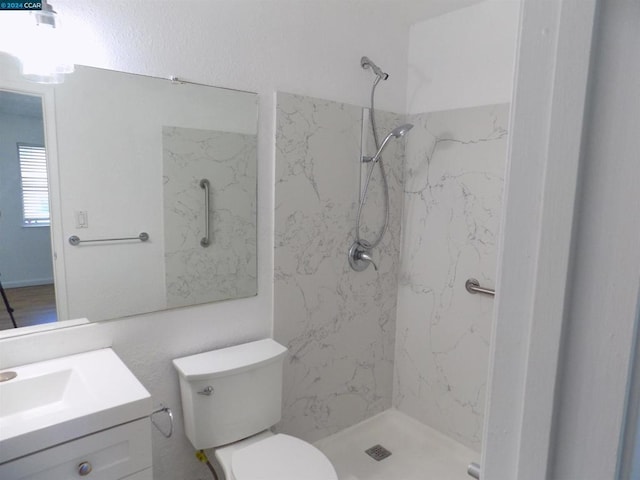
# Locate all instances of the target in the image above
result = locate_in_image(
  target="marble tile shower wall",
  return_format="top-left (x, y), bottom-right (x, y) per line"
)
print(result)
top-left (163, 126), bottom-right (257, 308)
top-left (393, 104), bottom-right (509, 452)
top-left (274, 92), bottom-right (405, 442)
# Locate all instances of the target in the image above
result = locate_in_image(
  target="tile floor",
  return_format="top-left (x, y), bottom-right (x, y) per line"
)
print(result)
top-left (315, 409), bottom-right (479, 480)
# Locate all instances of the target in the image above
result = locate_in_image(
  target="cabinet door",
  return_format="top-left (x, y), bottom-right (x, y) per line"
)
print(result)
top-left (121, 467), bottom-right (153, 480)
top-left (0, 419), bottom-right (151, 480)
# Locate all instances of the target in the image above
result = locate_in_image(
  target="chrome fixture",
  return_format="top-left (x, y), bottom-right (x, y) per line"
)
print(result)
top-left (361, 56), bottom-right (389, 80)
top-left (351, 56), bottom-right (411, 272)
top-left (200, 178), bottom-right (211, 247)
top-left (77, 461), bottom-right (93, 476)
top-left (348, 241), bottom-right (377, 272)
top-left (465, 278), bottom-right (496, 297)
top-left (197, 385), bottom-right (214, 396)
top-left (68, 232), bottom-right (149, 246)
top-left (363, 124), bottom-right (414, 163)
top-left (467, 462), bottom-right (481, 479)
top-left (151, 405), bottom-right (174, 438)
top-left (0, 371), bottom-right (17, 382)
top-left (356, 55), bottom-right (390, 252)
top-left (365, 444), bottom-right (392, 461)
top-left (34, 0), bottom-right (56, 27)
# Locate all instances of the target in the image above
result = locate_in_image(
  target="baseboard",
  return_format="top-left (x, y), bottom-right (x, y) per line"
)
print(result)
top-left (1, 278), bottom-right (54, 288)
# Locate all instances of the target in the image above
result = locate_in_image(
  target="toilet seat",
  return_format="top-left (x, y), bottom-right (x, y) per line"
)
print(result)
top-left (231, 433), bottom-right (338, 480)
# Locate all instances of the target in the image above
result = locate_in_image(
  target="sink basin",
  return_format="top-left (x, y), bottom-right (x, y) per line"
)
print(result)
top-left (0, 348), bottom-right (151, 463)
top-left (0, 368), bottom-right (83, 417)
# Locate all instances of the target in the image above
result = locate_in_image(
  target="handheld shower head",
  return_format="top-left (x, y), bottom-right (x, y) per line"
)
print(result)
top-left (368, 123), bottom-right (414, 163)
top-left (361, 56), bottom-right (389, 80)
top-left (390, 123), bottom-right (413, 138)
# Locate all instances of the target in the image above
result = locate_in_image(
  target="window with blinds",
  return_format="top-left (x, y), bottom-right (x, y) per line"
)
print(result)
top-left (18, 144), bottom-right (50, 227)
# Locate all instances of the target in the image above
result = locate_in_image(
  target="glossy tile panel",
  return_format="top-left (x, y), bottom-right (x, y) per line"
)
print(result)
top-left (393, 104), bottom-right (509, 451)
top-left (163, 126), bottom-right (257, 308)
top-left (274, 93), bottom-right (404, 442)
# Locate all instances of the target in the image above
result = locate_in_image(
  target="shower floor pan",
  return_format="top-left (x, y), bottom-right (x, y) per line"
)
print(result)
top-left (314, 409), bottom-right (477, 480)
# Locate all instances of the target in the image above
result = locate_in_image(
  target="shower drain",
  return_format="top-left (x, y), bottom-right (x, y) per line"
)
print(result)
top-left (365, 444), bottom-right (392, 461)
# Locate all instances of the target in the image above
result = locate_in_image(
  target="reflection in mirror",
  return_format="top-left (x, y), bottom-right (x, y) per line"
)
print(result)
top-left (163, 127), bottom-right (257, 307)
top-left (0, 55), bottom-right (258, 330)
top-left (0, 90), bottom-right (56, 329)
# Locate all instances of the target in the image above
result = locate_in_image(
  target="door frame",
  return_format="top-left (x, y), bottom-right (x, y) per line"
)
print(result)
top-left (0, 72), bottom-right (69, 322)
top-left (481, 1), bottom-right (597, 478)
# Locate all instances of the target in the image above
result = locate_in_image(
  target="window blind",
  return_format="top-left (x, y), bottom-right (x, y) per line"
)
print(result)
top-left (18, 144), bottom-right (50, 226)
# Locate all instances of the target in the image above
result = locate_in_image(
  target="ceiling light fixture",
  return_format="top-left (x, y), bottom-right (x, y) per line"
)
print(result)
top-left (15, 0), bottom-right (74, 84)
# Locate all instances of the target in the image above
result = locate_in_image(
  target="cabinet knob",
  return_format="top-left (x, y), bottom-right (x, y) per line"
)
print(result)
top-left (78, 461), bottom-right (93, 476)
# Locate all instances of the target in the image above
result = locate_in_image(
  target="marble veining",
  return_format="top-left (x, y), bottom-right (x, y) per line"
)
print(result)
top-left (393, 104), bottom-right (509, 451)
top-left (274, 93), bottom-right (404, 443)
top-left (274, 93), bottom-right (507, 451)
top-left (163, 126), bottom-right (257, 308)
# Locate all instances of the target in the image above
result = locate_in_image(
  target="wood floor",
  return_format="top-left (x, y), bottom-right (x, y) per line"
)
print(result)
top-left (0, 284), bottom-right (57, 331)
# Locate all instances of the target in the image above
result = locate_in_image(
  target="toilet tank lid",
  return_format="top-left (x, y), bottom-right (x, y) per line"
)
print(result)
top-left (172, 338), bottom-right (287, 381)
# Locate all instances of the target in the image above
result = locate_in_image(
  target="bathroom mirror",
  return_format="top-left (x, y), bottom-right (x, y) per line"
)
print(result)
top-left (0, 54), bottom-right (257, 329)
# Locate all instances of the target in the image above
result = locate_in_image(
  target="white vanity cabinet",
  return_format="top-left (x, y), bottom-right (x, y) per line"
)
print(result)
top-left (0, 349), bottom-right (154, 480)
top-left (121, 469), bottom-right (153, 480)
top-left (0, 418), bottom-right (152, 479)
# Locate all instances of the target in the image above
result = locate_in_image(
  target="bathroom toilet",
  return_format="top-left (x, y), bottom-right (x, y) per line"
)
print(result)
top-left (173, 339), bottom-right (338, 480)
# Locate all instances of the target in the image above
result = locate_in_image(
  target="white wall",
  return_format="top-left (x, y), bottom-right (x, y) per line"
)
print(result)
top-left (0, 2), bottom-right (414, 479)
top-left (407, 0), bottom-right (520, 114)
top-left (56, 0), bottom-right (411, 114)
top-left (0, 111), bottom-right (53, 288)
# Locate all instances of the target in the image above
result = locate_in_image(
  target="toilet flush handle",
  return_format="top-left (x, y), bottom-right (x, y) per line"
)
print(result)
top-left (197, 386), bottom-right (214, 396)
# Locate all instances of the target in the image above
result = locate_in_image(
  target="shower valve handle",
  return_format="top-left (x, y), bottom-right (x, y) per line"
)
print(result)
top-left (349, 241), bottom-right (378, 272)
top-left (358, 251), bottom-right (378, 271)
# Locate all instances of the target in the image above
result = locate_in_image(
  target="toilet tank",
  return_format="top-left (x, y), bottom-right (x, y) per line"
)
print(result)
top-left (172, 339), bottom-right (287, 449)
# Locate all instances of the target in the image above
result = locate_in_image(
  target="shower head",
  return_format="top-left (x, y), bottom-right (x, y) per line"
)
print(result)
top-left (389, 123), bottom-right (413, 138)
top-left (361, 56), bottom-right (389, 80)
top-left (369, 123), bottom-right (414, 163)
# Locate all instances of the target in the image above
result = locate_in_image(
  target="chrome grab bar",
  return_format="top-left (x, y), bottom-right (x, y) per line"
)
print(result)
top-left (68, 232), bottom-right (149, 246)
top-left (465, 278), bottom-right (495, 297)
top-left (467, 462), bottom-right (481, 479)
top-left (200, 178), bottom-right (211, 247)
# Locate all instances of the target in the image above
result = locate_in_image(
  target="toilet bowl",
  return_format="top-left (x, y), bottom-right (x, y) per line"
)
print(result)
top-left (214, 430), bottom-right (337, 480)
top-left (173, 339), bottom-right (337, 480)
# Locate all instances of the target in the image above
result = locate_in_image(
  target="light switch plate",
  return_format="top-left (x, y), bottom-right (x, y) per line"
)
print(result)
top-left (75, 211), bottom-right (88, 228)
